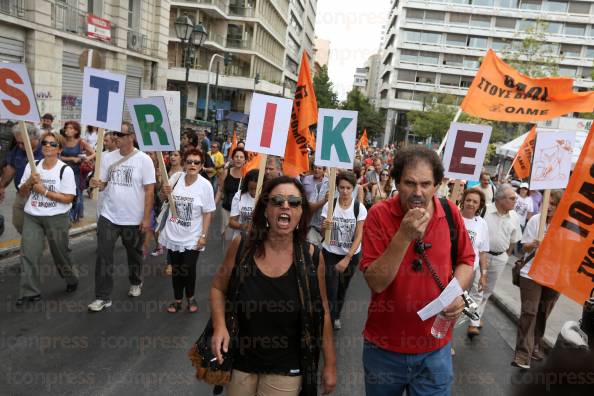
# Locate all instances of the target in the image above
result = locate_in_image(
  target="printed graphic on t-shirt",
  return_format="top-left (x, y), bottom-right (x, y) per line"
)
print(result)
top-left (239, 206), bottom-right (253, 226)
top-left (172, 195), bottom-right (194, 228)
top-left (515, 201), bottom-right (528, 217)
top-left (109, 166), bottom-right (134, 187)
top-left (30, 179), bottom-right (57, 208)
top-left (330, 217), bottom-right (356, 249)
top-left (466, 228), bottom-right (477, 245)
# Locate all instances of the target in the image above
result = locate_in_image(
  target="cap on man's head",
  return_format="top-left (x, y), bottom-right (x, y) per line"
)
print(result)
top-left (41, 113), bottom-right (54, 121)
top-left (520, 182), bottom-right (530, 190)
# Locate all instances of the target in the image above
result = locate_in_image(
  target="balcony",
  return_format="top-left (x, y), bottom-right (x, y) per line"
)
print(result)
top-left (229, 4), bottom-right (254, 17)
top-left (52, 1), bottom-right (86, 34)
top-left (0, 0), bottom-right (24, 18)
top-left (226, 37), bottom-right (252, 50)
top-left (206, 30), bottom-right (226, 47)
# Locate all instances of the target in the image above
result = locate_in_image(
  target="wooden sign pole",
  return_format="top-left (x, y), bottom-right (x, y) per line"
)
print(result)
top-left (537, 189), bottom-right (550, 241)
top-left (92, 127), bottom-right (105, 200)
top-left (324, 167), bottom-right (337, 242)
top-left (156, 151), bottom-right (177, 218)
top-left (255, 154), bottom-right (268, 201)
top-left (19, 121), bottom-right (37, 173)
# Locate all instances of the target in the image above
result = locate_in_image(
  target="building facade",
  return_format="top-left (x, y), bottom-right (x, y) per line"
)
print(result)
top-left (0, 0), bottom-right (169, 125)
top-left (378, 0), bottom-right (594, 145)
top-left (352, 53), bottom-right (381, 105)
top-left (284, 0), bottom-right (317, 90)
top-left (313, 36), bottom-right (330, 74)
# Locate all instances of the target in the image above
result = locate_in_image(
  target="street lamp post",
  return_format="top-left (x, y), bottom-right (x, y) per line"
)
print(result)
top-left (175, 16), bottom-right (207, 120)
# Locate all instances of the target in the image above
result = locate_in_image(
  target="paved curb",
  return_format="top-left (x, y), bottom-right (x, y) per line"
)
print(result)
top-left (0, 223), bottom-right (97, 260)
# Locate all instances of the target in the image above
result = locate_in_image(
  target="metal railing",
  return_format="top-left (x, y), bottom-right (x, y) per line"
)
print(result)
top-left (206, 30), bottom-right (226, 47)
top-left (229, 4), bottom-right (254, 17)
top-left (226, 37), bottom-right (252, 50)
top-left (0, 0), bottom-right (24, 18)
top-left (52, 1), bottom-right (86, 35)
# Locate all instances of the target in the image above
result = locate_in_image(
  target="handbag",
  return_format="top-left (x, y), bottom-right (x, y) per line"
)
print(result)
top-left (188, 236), bottom-right (247, 386)
top-left (156, 172), bottom-right (183, 232)
top-left (512, 251), bottom-right (535, 287)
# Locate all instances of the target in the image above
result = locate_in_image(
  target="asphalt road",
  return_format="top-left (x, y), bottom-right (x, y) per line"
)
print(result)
top-left (0, 217), bottom-right (530, 396)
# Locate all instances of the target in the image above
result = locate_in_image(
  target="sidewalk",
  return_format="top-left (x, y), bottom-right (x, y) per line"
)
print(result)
top-left (0, 184), bottom-right (97, 256)
top-left (490, 256), bottom-right (583, 349)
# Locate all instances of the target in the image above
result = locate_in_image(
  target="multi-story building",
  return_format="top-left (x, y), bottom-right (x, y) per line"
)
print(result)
top-left (313, 36), bottom-right (330, 74)
top-left (284, 0), bottom-right (317, 90)
top-left (353, 67), bottom-right (368, 94)
top-left (378, 0), bottom-right (594, 145)
top-left (352, 54), bottom-right (381, 105)
top-left (0, 0), bottom-right (169, 124)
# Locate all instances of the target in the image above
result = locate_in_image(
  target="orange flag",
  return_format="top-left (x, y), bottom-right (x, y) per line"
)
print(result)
top-left (461, 49), bottom-right (594, 122)
top-left (283, 52), bottom-right (318, 177)
top-left (242, 152), bottom-right (262, 176)
top-left (359, 129), bottom-right (370, 149)
top-left (529, 122), bottom-right (594, 304)
top-left (228, 130), bottom-right (237, 160)
top-left (512, 126), bottom-right (536, 180)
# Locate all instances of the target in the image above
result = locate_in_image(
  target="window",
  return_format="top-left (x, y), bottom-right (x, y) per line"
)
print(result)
top-left (496, 17), bottom-right (516, 29)
top-left (440, 74), bottom-right (460, 87)
top-left (497, 0), bottom-right (519, 7)
top-left (517, 19), bottom-right (536, 32)
top-left (468, 36), bottom-right (488, 48)
top-left (492, 39), bottom-right (508, 50)
top-left (88, 0), bottom-right (103, 16)
top-left (546, 22), bottom-right (562, 34)
top-left (128, 0), bottom-right (140, 30)
top-left (416, 72), bottom-right (436, 84)
top-left (397, 69), bottom-right (416, 82)
top-left (544, 0), bottom-right (568, 12)
top-left (419, 51), bottom-right (439, 64)
top-left (560, 44), bottom-right (581, 57)
top-left (425, 11), bottom-right (445, 23)
top-left (568, 1), bottom-right (590, 14)
top-left (460, 76), bottom-right (474, 87)
top-left (558, 66), bottom-right (576, 77)
top-left (582, 67), bottom-right (592, 79)
top-left (520, 0), bottom-right (542, 10)
top-left (446, 33), bottom-right (466, 47)
top-left (471, 15), bottom-right (491, 28)
top-left (586, 47), bottom-right (594, 59)
top-left (407, 9), bottom-right (424, 21)
top-left (400, 49), bottom-right (418, 62)
top-left (450, 13), bottom-right (470, 26)
top-left (590, 26), bottom-right (594, 37)
top-left (541, 43), bottom-right (559, 54)
top-left (473, 0), bottom-right (494, 6)
top-left (451, 0), bottom-right (470, 4)
top-left (464, 56), bottom-right (480, 68)
top-left (443, 53), bottom-right (463, 66)
top-left (420, 31), bottom-right (442, 44)
top-left (396, 90), bottom-right (414, 100)
top-left (565, 23), bottom-right (585, 36)
top-left (405, 30), bottom-right (421, 43)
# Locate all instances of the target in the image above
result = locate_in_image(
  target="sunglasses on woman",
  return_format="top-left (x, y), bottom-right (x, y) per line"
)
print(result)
top-left (268, 195), bottom-right (303, 208)
top-left (41, 140), bottom-right (59, 147)
top-left (112, 132), bottom-right (132, 137)
top-left (186, 160), bottom-right (203, 165)
top-left (381, 173), bottom-right (389, 177)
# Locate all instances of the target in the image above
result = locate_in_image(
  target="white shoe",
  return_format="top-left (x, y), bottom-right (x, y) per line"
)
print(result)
top-left (333, 319), bottom-right (341, 330)
top-left (88, 299), bottom-right (112, 312)
top-left (128, 283), bottom-right (143, 297)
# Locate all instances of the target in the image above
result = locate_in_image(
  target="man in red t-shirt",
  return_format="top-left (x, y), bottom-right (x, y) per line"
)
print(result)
top-left (360, 146), bottom-right (475, 396)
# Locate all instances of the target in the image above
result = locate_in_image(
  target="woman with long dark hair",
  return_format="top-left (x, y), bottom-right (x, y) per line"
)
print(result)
top-left (210, 176), bottom-right (336, 396)
top-left (215, 147), bottom-right (246, 246)
top-left (228, 169), bottom-right (258, 238)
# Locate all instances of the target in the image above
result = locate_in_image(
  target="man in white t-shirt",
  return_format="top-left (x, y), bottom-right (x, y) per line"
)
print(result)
top-left (475, 172), bottom-right (496, 204)
top-left (88, 121), bottom-right (156, 312)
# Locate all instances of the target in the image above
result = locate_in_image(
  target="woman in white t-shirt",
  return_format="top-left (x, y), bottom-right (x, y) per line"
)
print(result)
top-left (459, 188), bottom-right (490, 338)
top-left (229, 169), bottom-right (258, 239)
top-left (16, 132), bottom-right (78, 306)
top-left (512, 189), bottom-right (564, 369)
top-left (321, 171), bottom-right (367, 330)
top-left (159, 149), bottom-right (216, 313)
top-left (514, 183), bottom-right (534, 230)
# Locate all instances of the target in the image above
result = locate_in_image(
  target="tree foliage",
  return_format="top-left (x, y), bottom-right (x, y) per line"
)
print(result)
top-left (341, 89), bottom-right (386, 141)
top-left (313, 65), bottom-right (338, 109)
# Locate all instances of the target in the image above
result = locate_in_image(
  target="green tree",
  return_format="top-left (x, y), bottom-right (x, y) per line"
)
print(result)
top-left (313, 65), bottom-right (338, 109)
top-left (341, 89), bottom-right (386, 141)
top-left (406, 93), bottom-right (457, 142)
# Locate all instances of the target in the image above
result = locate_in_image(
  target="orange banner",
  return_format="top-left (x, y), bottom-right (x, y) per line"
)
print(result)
top-left (461, 49), bottom-right (594, 122)
top-left (283, 52), bottom-right (318, 177)
top-left (512, 127), bottom-right (536, 180)
top-left (358, 129), bottom-right (369, 149)
top-left (529, 123), bottom-right (594, 304)
top-left (228, 130), bottom-right (237, 160)
top-left (242, 152), bottom-right (261, 177)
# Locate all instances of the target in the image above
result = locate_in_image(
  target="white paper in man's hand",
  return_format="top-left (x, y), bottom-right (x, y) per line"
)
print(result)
top-left (417, 278), bottom-right (463, 321)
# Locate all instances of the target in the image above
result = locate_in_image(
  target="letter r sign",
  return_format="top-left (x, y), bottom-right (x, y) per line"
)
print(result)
top-left (442, 122), bottom-right (492, 181)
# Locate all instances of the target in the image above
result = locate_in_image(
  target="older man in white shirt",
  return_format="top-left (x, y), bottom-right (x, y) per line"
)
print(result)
top-left (468, 183), bottom-right (522, 336)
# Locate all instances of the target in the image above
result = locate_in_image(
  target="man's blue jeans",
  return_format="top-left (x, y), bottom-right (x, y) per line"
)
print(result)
top-left (363, 341), bottom-right (453, 396)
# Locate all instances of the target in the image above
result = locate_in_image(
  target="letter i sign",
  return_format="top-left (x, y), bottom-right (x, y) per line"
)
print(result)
top-left (245, 93), bottom-right (293, 156)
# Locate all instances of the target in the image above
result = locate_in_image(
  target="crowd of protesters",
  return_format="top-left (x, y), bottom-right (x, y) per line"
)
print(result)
top-left (0, 115), bottom-right (572, 395)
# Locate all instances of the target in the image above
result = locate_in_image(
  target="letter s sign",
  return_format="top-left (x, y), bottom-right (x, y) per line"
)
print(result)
top-left (0, 63), bottom-right (40, 122)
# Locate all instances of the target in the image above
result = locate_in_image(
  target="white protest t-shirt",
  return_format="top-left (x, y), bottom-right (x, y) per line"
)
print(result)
top-left (462, 215), bottom-right (490, 271)
top-left (19, 159), bottom-right (76, 217)
top-left (520, 213), bottom-right (548, 280)
top-left (321, 198), bottom-right (367, 256)
top-left (158, 173), bottom-right (216, 252)
top-left (230, 191), bottom-right (256, 239)
top-left (515, 194), bottom-right (534, 228)
top-left (100, 150), bottom-right (156, 225)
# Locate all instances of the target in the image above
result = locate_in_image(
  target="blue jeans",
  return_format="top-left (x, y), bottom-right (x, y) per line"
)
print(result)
top-left (363, 341), bottom-right (453, 396)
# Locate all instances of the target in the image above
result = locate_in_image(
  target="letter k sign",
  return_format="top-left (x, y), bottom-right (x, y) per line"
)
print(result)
top-left (315, 109), bottom-right (358, 169)
top-left (321, 116), bottom-right (352, 162)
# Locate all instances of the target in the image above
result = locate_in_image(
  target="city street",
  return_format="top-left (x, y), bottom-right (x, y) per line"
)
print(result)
top-left (0, 212), bottom-right (529, 395)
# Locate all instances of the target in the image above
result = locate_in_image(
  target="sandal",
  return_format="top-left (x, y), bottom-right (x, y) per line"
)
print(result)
top-left (167, 301), bottom-right (182, 313)
top-left (187, 298), bottom-right (198, 313)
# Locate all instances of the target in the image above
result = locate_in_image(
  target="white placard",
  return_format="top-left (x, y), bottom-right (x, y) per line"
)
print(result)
top-left (245, 93), bottom-right (293, 156)
top-left (127, 96), bottom-right (176, 152)
top-left (442, 122), bottom-right (492, 181)
top-left (0, 63), bottom-right (40, 122)
top-left (81, 67), bottom-right (126, 131)
top-left (529, 129), bottom-right (576, 190)
top-left (142, 90), bottom-right (181, 150)
top-left (315, 109), bottom-right (358, 169)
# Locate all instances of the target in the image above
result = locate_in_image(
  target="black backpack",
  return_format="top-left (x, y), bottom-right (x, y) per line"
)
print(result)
top-left (439, 197), bottom-right (457, 268)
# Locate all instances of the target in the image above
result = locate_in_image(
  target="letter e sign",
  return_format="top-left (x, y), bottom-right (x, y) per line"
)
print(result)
top-left (442, 122), bottom-right (492, 181)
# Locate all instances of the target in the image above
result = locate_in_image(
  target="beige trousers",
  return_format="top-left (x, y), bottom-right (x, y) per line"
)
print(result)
top-left (226, 370), bottom-right (302, 396)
